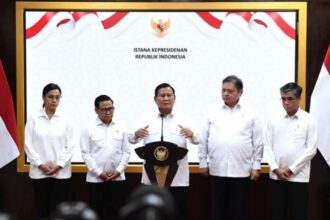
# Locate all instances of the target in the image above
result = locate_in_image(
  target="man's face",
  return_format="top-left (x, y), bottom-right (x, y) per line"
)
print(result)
top-left (154, 87), bottom-right (176, 114)
top-left (221, 82), bottom-right (242, 108)
top-left (95, 100), bottom-right (115, 124)
top-left (281, 91), bottom-right (300, 116)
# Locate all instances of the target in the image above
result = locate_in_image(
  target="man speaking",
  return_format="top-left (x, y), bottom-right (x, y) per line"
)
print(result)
top-left (129, 83), bottom-right (200, 220)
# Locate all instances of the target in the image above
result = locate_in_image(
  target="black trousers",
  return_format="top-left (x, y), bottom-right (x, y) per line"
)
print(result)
top-left (89, 181), bottom-right (126, 220)
top-left (271, 180), bottom-right (308, 220)
top-left (210, 176), bottom-right (249, 220)
top-left (31, 178), bottom-right (70, 220)
top-left (168, 186), bottom-right (188, 220)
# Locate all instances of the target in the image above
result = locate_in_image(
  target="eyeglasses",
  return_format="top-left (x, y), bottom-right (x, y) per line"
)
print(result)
top-left (280, 97), bottom-right (299, 102)
top-left (98, 107), bottom-right (115, 113)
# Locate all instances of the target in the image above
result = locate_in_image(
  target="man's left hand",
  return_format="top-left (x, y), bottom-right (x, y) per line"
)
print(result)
top-left (178, 125), bottom-right (193, 138)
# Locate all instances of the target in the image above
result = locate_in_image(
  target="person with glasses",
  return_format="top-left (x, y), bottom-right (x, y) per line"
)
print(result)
top-left (80, 95), bottom-right (130, 220)
top-left (25, 83), bottom-right (75, 220)
top-left (128, 83), bottom-right (200, 220)
top-left (264, 82), bottom-right (318, 220)
top-left (198, 75), bottom-right (263, 220)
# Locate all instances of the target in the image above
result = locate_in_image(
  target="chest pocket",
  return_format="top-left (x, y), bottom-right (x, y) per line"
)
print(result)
top-left (167, 124), bottom-right (186, 146)
top-left (239, 119), bottom-right (253, 135)
top-left (144, 124), bottom-right (161, 143)
top-left (111, 131), bottom-right (123, 144)
top-left (91, 134), bottom-right (105, 148)
top-left (292, 124), bottom-right (307, 143)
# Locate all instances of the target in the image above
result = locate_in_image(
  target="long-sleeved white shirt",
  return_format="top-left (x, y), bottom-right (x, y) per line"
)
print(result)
top-left (264, 108), bottom-right (318, 182)
top-left (198, 102), bottom-right (263, 177)
top-left (25, 108), bottom-right (75, 179)
top-left (128, 109), bottom-right (200, 187)
top-left (80, 117), bottom-right (130, 183)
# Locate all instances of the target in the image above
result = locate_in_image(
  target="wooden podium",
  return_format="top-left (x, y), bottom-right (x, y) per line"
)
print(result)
top-left (135, 141), bottom-right (188, 187)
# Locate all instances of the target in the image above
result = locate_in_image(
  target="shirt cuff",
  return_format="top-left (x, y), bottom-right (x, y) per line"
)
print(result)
top-left (199, 160), bottom-right (208, 168)
top-left (92, 168), bottom-right (103, 177)
top-left (35, 160), bottom-right (43, 167)
top-left (128, 134), bottom-right (141, 144)
top-left (270, 164), bottom-right (279, 172)
top-left (190, 134), bottom-right (200, 145)
top-left (252, 161), bottom-right (261, 170)
top-left (116, 164), bottom-right (125, 174)
top-left (288, 165), bottom-right (297, 174)
top-left (57, 161), bottom-right (65, 168)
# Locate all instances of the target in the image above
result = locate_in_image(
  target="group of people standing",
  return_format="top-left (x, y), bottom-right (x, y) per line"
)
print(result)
top-left (24, 75), bottom-right (318, 220)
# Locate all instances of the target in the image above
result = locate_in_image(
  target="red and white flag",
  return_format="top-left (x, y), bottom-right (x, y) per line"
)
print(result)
top-left (0, 59), bottom-right (19, 168)
top-left (310, 45), bottom-right (330, 167)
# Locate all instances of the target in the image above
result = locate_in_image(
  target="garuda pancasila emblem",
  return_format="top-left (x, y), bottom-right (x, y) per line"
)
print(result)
top-left (151, 19), bottom-right (171, 38)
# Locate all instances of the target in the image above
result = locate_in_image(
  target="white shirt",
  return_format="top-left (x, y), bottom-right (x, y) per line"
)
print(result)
top-left (80, 117), bottom-right (130, 183)
top-left (264, 108), bottom-right (318, 182)
top-left (198, 102), bottom-right (263, 177)
top-left (24, 108), bottom-right (75, 179)
top-left (128, 109), bottom-right (200, 187)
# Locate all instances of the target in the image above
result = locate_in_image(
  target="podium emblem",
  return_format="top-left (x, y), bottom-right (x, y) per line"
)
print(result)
top-left (154, 146), bottom-right (169, 161)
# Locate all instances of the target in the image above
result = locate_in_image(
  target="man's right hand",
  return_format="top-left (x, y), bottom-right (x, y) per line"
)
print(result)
top-left (135, 125), bottom-right (149, 138)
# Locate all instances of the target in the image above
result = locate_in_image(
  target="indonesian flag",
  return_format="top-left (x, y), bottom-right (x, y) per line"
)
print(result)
top-left (310, 45), bottom-right (330, 167)
top-left (0, 59), bottom-right (19, 168)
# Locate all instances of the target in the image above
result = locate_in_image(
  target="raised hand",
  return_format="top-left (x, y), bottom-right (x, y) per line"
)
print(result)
top-left (135, 125), bottom-right (149, 138)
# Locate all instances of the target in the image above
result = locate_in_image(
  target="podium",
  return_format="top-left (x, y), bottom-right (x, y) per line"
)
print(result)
top-left (135, 141), bottom-right (188, 187)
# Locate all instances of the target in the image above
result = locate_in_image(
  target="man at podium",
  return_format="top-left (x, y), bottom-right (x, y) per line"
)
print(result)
top-left (128, 83), bottom-right (200, 220)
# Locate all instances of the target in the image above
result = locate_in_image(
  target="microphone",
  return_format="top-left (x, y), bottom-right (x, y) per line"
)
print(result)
top-left (160, 114), bottom-right (165, 142)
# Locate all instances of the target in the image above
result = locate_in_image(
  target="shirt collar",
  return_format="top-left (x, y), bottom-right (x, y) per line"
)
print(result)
top-left (156, 107), bottom-right (175, 119)
top-left (221, 102), bottom-right (241, 111)
top-left (283, 108), bottom-right (301, 119)
top-left (38, 108), bottom-right (62, 118)
top-left (158, 112), bottom-right (174, 119)
top-left (95, 116), bottom-right (115, 126)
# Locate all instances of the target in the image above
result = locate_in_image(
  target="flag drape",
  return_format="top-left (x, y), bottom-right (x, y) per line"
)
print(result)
top-left (310, 45), bottom-right (330, 167)
top-left (0, 59), bottom-right (19, 168)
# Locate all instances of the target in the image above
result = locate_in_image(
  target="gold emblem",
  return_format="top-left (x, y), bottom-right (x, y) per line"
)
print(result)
top-left (151, 19), bottom-right (171, 38)
top-left (154, 146), bottom-right (169, 161)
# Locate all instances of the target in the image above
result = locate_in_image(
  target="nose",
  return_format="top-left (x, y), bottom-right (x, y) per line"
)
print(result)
top-left (163, 94), bottom-right (171, 100)
top-left (283, 99), bottom-right (290, 104)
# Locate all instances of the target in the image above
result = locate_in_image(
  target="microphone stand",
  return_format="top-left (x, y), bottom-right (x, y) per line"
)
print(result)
top-left (160, 114), bottom-right (164, 142)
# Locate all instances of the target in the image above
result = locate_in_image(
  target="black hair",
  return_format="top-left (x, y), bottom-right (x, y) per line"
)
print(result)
top-left (280, 82), bottom-right (302, 97)
top-left (50, 202), bottom-right (98, 220)
top-left (154, 83), bottom-right (175, 96)
top-left (94, 95), bottom-right (113, 108)
top-left (222, 75), bottom-right (243, 92)
top-left (42, 83), bottom-right (62, 97)
top-left (119, 185), bottom-right (176, 220)
top-left (42, 83), bottom-right (61, 107)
